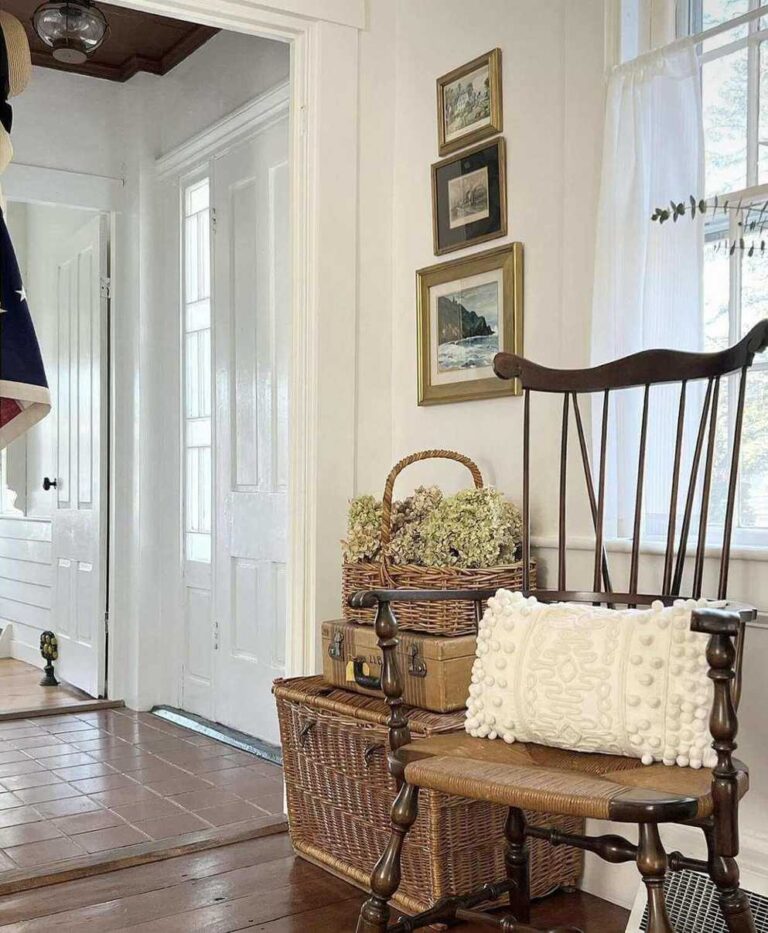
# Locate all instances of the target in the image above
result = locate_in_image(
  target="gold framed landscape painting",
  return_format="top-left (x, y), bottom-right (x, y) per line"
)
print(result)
top-left (417, 243), bottom-right (523, 405)
top-left (436, 48), bottom-right (503, 156)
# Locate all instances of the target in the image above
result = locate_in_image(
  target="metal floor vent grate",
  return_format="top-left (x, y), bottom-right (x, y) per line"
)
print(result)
top-left (639, 871), bottom-right (768, 932)
top-left (151, 706), bottom-right (282, 767)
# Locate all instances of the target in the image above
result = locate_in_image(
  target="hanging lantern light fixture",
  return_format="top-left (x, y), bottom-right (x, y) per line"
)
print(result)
top-left (33, 0), bottom-right (109, 65)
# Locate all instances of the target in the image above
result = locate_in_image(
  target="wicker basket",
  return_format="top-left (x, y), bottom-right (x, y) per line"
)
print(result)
top-left (274, 676), bottom-right (583, 921)
top-left (342, 449), bottom-right (535, 636)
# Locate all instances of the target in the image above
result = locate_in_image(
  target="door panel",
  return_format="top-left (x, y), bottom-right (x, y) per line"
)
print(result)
top-left (213, 117), bottom-right (290, 744)
top-left (50, 215), bottom-right (108, 697)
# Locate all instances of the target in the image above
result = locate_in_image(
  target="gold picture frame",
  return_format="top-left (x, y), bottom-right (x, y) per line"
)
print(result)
top-left (436, 48), bottom-right (503, 157)
top-left (417, 243), bottom-right (523, 406)
top-left (431, 137), bottom-right (507, 255)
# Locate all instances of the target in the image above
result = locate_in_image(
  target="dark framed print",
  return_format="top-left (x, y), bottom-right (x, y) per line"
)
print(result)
top-left (436, 48), bottom-right (503, 156)
top-left (417, 243), bottom-right (523, 406)
top-left (432, 138), bottom-right (506, 255)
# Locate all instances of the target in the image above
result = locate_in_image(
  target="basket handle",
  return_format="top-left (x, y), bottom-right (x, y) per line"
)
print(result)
top-left (380, 449), bottom-right (483, 548)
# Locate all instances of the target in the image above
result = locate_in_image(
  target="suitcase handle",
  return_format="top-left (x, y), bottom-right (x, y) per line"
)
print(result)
top-left (353, 658), bottom-right (381, 691)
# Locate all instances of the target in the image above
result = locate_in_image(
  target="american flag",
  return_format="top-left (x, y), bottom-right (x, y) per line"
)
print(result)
top-left (0, 207), bottom-right (50, 448)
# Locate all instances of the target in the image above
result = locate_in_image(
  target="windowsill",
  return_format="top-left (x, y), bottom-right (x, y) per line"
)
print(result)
top-left (531, 535), bottom-right (768, 563)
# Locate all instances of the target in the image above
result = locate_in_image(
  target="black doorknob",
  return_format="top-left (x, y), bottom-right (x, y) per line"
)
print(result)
top-left (42, 477), bottom-right (57, 491)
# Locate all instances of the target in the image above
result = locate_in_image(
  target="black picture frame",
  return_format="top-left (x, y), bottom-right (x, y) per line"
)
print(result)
top-left (431, 137), bottom-right (506, 256)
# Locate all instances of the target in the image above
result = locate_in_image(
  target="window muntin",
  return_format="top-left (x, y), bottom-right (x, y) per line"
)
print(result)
top-left (182, 177), bottom-right (212, 564)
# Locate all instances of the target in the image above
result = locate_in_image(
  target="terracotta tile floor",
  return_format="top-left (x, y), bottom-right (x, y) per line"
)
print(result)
top-left (0, 708), bottom-right (284, 873)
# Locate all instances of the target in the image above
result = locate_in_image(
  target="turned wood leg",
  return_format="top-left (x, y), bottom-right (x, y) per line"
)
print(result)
top-left (505, 807), bottom-right (530, 923)
top-left (704, 825), bottom-right (757, 933)
top-left (356, 781), bottom-right (419, 933)
top-left (637, 823), bottom-right (673, 933)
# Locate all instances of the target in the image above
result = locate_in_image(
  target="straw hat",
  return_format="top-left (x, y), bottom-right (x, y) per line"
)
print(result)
top-left (0, 11), bottom-right (31, 98)
top-left (0, 124), bottom-right (11, 175)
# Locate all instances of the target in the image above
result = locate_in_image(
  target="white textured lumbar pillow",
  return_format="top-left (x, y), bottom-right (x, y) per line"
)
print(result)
top-left (465, 591), bottom-right (719, 768)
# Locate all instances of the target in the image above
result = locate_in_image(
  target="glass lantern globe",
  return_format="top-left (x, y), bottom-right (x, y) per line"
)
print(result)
top-left (33, 1), bottom-right (109, 65)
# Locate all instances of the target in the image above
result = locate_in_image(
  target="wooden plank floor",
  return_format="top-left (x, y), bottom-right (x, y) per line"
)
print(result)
top-left (0, 660), bottom-right (117, 719)
top-left (0, 832), bottom-right (630, 931)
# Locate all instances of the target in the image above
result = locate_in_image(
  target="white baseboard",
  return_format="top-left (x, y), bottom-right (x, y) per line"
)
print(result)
top-left (0, 623), bottom-right (11, 658)
top-left (9, 636), bottom-right (42, 669)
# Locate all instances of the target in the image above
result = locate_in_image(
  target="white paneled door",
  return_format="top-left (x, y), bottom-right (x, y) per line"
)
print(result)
top-left (212, 119), bottom-right (290, 745)
top-left (178, 115), bottom-right (290, 744)
top-left (51, 215), bottom-right (109, 697)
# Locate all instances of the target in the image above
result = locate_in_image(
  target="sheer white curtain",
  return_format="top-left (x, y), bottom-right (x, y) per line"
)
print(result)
top-left (591, 39), bottom-right (704, 540)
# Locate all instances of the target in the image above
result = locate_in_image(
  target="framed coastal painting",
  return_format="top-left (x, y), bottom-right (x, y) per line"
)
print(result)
top-left (417, 243), bottom-right (523, 405)
top-left (432, 138), bottom-right (506, 255)
top-left (436, 48), bottom-right (503, 156)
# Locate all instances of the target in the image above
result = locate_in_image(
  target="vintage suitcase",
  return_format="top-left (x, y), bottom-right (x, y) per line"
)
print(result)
top-left (273, 675), bottom-right (584, 920)
top-left (322, 620), bottom-right (475, 713)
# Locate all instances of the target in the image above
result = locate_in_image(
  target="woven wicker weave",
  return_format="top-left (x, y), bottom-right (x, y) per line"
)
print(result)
top-left (274, 676), bottom-right (583, 919)
top-left (342, 450), bottom-right (535, 635)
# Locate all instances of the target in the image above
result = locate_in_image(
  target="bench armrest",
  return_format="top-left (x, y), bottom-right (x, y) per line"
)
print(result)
top-left (349, 587), bottom-right (497, 609)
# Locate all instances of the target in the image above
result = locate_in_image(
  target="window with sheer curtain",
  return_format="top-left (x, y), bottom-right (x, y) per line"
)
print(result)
top-left (680, 0), bottom-right (768, 541)
top-left (594, 0), bottom-right (768, 549)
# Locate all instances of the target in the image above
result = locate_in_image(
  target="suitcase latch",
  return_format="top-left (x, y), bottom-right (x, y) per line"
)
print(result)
top-left (408, 644), bottom-right (427, 678)
top-left (328, 631), bottom-right (344, 660)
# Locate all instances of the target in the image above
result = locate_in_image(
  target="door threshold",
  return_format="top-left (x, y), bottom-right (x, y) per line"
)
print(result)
top-left (151, 706), bottom-right (282, 766)
top-left (0, 699), bottom-right (124, 723)
top-left (0, 815), bottom-right (287, 897)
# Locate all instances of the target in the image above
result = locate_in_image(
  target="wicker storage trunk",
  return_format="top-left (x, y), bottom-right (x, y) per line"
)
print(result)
top-left (274, 676), bottom-right (583, 920)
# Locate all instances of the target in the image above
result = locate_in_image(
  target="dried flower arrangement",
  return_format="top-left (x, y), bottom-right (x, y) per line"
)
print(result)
top-left (342, 485), bottom-right (522, 569)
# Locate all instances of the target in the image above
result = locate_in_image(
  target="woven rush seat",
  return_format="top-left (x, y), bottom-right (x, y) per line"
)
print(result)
top-left (398, 733), bottom-right (749, 822)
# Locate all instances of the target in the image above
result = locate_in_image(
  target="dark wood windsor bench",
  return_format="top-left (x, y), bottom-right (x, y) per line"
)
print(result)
top-left (352, 320), bottom-right (768, 933)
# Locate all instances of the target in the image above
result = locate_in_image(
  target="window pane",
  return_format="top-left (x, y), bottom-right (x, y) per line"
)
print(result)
top-left (741, 225), bottom-right (768, 334)
top-left (186, 532), bottom-right (211, 563)
top-left (701, 0), bottom-right (748, 30)
top-left (703, 48), bottom-right (749, 197)
top-left (703, 233), bottom-right (731, 350)
top-left (760, 43), bottom-right (768, 184)
top-left (185, 179), bottom-right (209, 216)
top-left (739, 369), bottom-right (768, 528)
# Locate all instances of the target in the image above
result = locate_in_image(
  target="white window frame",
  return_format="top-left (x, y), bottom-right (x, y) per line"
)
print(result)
top-left (180, 170), bottom-right (214, 568)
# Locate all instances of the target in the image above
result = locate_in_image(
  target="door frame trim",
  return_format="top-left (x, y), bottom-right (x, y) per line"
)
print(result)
top-left (2, 168), bottom-right (119, 697)
top-left (156, 80), bottom-right (290, 180)
top-left (107, 1), bottom-right (360, 707)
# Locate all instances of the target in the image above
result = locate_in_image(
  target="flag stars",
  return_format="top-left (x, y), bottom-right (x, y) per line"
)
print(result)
top-left (16, 285), bottom-right (27, 303)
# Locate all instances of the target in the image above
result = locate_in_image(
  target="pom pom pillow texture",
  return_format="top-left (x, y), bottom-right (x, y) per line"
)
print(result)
top-left (465, 591), bottom-right (718, 769)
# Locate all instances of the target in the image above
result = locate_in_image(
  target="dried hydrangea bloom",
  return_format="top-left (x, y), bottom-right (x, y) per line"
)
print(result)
top-left (387, 486), bottom-right (443, 565)
top-left (341, 494), bottom-right (383, 563)
top-left (421, 487), bottom-right (522, 569)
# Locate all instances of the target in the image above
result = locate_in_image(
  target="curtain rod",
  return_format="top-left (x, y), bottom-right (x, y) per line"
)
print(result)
top-left (692, 3), bottom-right (768, 45)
